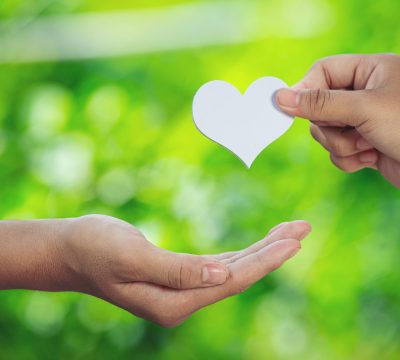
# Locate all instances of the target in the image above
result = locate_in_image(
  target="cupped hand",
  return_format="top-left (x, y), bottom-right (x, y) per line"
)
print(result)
top-left (276, 53), bottom-right (400, 188)
top-left (61, 215), bottom-right (311, 327)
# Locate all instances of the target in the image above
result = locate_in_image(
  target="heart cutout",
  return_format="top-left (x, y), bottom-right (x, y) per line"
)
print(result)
top-left (192, 77), bottom-right (294, 168)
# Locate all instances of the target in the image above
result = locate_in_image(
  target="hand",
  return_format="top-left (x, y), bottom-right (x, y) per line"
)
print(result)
top-left (61, 215), bottom-right (311, 327)
top-left (276, 53), bottom-right (400, 188)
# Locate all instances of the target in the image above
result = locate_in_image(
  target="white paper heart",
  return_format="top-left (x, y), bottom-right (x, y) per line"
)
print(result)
top-left (192, 77), bottom-right (294, 168)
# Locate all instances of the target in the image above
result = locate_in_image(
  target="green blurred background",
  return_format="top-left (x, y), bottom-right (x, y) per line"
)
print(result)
top-left (0, 0), bottom-right (399, 359)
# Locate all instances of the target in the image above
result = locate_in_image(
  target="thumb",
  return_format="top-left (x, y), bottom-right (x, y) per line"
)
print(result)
top-left (141, 248), bottom-right (229, 289)
top-left (276, 87), bottom-right (370, 126)
top-left (182, 239), bottom-right (302, 314)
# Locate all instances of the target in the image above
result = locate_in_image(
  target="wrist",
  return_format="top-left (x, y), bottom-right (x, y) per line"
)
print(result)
top-left (0, 218), bottom-right (76, 291)
top-left (57, 215), bottom-right (103, 294)
top-left (47, 217), bottom-right (81, 292)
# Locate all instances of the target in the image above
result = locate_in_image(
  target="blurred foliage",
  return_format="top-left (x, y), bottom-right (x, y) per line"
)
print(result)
top-left (0, 0), bottom-right (400, 359)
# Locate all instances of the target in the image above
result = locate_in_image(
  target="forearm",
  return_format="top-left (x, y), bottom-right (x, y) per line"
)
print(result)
top-left (0, 219), bottom-right (71, 291)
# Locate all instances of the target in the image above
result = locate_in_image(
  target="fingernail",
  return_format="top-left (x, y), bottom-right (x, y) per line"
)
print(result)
top-left (276, 88), bottom-right (300, 108)
top-left (356, 137), bottom-right (372, 151)
top-left (202, 264), bottom-right (228, 285)
top-left (359, 151), bottom-right (377, 163)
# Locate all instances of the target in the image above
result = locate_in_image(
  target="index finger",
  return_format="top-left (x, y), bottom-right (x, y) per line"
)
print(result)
top-left (295, 54), bottom-right (379, 91)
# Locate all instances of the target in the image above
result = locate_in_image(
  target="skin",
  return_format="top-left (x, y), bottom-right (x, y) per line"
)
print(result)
top-left (276, 53), bottom-right (400, 188)
top-left (0, 215), bottom-right (311, 327)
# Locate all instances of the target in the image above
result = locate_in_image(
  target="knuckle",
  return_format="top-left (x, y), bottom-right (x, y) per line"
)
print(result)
top-left (309, 124), bottom-right (320, 140)
top-left (253, 252), bottom-right (265, 273)
top-left (228, 274), bottom-right (249, 296)
top-left (329, 140), bottom-right (347, 157)
top-left (167, 255), bottom-right (201, 289)
top-left (310, 59), bottom-right (324, 72)
top-left (341, 164), bottom-right (357, 173)
top-left (268, 258), bottom-right (283, 273)
top-left (305, 89), bottom-right (330, 115)
top-left (184, 257), bottom-right (203, 287)
top-left (316, 55), bottom-right (337, 64)
top-left (309, 59), bottom-right (333, 86)
top-left (167, 260), bottom-right (183, 289)
top-left (310, 125), bottom-right (329, 149)
top-left (330, 155), bottom-right (355, 173)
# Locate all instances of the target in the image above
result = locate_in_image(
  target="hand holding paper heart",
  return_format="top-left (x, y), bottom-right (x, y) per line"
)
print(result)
top-left (193, 77), bottom-right (294, 168)
top-left (276, 53), bottom-right (400, 188)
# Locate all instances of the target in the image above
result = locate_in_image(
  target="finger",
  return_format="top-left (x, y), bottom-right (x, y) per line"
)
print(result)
top-left (183, 238), bottom-right (302, 314)
top-left (222, 220), bottom-right (311, 264)
top-left (310, 124), bottom-right (329, 151)
top-left (276, 87), bottom-right (372, 126)
top-left (212, 220), bottom-right (311, 262)
top-left (140, 249), bottom-right (229, 289)
top-left (377, 155), bottom-right (400, 188)
top-left (209, 222), bottom-right (289, 261)
top-left (310, 124), bottom-right (374, 157)
top-left (330, 149), bottom-right (378, 173)
top-left (227, 239), bottom-right (300, 289)
top-left (275, 55), bottom-right (381, 125)
top-left (294, 54), bottom-right (379, 90)
top-left (211, 251), bottom-right (240, 261)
